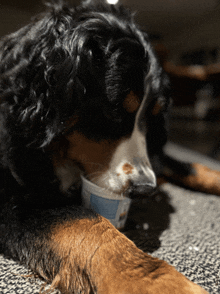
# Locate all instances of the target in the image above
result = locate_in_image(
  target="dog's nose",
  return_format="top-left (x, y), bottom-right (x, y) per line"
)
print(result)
top-left (127, 180), bottom-right (157, 198)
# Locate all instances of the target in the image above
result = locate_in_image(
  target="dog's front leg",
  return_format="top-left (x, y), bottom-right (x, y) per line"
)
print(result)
top-left (2, 207), bottom-right (208, 294)
top-left (51, 215), bottom-right (207, 294)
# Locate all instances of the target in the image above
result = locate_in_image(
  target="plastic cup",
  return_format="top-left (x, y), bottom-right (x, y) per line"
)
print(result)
top-left (81, 175), bottom-right (131, 229)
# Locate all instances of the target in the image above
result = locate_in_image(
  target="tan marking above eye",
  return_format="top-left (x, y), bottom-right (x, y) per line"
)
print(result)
top-left (152, 101), bottom-right (162, 116)
top-left (123, 91), bottom-right (141, 113)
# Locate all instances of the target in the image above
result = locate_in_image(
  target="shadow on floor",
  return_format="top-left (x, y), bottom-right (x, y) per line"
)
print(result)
top-left (122, 188), bottom-right (175, 253)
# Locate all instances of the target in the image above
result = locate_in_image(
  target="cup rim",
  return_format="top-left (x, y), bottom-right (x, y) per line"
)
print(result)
top-left (81, 175), bottom-right (127, 200)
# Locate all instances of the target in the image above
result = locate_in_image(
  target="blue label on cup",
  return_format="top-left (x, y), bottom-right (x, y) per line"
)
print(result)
top-left (90, 194), bottom-right (120, 219)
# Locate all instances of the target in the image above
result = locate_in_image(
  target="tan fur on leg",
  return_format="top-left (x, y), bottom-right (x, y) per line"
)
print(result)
top-left (173, 163), bottom-right (220, 196)
top-left (47, 215), bottom-right (208, 294)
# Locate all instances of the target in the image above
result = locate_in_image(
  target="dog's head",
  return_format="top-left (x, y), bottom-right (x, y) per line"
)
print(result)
top-left (0, 0), bottom-right (170, 197)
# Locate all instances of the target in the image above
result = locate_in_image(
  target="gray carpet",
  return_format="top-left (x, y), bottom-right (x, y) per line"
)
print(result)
top-left (1, 142), bottom-right (220, 294)
top-left (152, 183), bottom-right (220, 293)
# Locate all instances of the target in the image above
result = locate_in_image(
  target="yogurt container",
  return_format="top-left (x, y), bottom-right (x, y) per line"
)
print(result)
top-left (81, 175), bottom-right (131, 229)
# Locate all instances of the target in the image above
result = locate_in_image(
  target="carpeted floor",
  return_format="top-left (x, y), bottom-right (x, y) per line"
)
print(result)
top-left (0, 142), bottom-right (220, 294)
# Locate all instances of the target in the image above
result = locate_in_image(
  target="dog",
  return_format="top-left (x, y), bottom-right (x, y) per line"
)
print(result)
top-left (0, 0), bottom-right (214, 293)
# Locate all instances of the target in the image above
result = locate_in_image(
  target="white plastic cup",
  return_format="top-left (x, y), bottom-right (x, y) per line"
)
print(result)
top-left (81, 175), bottom-right (131, 229)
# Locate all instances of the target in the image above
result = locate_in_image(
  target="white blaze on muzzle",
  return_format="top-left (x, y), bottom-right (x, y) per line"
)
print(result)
top-left (94, 85), bottom-right (157, 193)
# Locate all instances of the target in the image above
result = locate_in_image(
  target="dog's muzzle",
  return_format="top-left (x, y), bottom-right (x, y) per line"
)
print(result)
top-left (100, 131), bottom-right (157, 196)
top-left (90, 86), bottom-right (157, 196)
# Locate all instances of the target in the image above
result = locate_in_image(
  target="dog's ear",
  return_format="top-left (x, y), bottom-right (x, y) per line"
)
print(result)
top-left (75, 39), bottom-right (105, 92)
top-left (0, 2), bottom-right (110, 154)
top-left (0, 8), bottom-right (87, 189)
